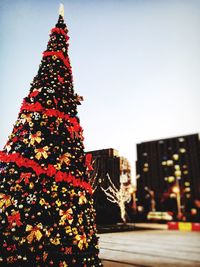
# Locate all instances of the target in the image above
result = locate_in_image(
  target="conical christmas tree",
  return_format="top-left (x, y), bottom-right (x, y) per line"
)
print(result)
top-left (0, 6), bottom-right (102, 267)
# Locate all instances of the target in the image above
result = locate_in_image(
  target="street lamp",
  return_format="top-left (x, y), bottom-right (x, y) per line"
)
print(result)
top-left (172, 185), bottom-right (182, 220)
top-left (129, 186), bottom-right (137, 211)
top-left (145, 187), bottom-right (156, 212)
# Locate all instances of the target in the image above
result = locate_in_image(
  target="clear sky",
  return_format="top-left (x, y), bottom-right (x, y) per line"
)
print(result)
top-left (0, 0), bottom-right (200, 183)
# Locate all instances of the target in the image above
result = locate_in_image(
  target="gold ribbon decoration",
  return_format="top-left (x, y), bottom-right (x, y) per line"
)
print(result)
top-left (34, 146), bottom-right (49, 160)
top-left (75, 233), bottom-right (88, 250)
top-left (59, 152), bottom-right (71, 166)
top-left (78, 191), bottom-right (87, 205)
top-left (50, 237), bottom-right (60, 245)
top-left (59, 208), bottom-right (73, 224)
top-left (26, 223), bottom-right (43, 243)
top-left (65, 225), bottom-right (72, 234)
top-left (21, 113), bottom-right (32, 123)
top-left (30, 131), bottom-right (42, 145)
top-left (0, 193), bottom-right (12, 209)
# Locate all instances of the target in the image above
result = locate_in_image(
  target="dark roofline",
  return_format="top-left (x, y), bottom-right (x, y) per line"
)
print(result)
top-left (137, 133), bottom-right (199, 145)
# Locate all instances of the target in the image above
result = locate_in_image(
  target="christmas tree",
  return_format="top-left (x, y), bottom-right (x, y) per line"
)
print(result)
top-left (0, 5), bottom-right (102, 267)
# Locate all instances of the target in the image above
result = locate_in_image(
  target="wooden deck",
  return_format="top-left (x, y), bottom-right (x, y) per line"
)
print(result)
top-left (99, 226), bottom-right (200, 266)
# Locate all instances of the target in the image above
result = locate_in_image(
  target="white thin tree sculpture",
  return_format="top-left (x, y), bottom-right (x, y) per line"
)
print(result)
top-left (100, 174), bottom-right (132, 223)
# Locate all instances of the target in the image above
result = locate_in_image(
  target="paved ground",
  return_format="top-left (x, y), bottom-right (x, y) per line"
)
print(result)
top-left (99, 227), bottom-right (200, 267)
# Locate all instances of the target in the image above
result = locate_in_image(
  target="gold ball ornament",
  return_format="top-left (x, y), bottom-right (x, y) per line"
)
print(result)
top-left (29, 182), bottom-right (34, 189)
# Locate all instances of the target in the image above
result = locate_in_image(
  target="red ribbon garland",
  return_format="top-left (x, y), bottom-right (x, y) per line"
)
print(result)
top-left (0, 152), bottom-right (44, 176)
top-left (20, 101), bottom-right (79, 124)
top-left (20, 101), bottom-right (83, 137)
top-left (55, 171), bottom-right (73, 183)
top-left (0, 152), bottom-right (93, 194)
top-left (20, 100), bottom-right (43, 113)
top-left (46, 164), bottom-right (57, 176)
top-left (43, 51), bottom-right (71, 73)
top-left (51, 27), bottom-right (70, 43)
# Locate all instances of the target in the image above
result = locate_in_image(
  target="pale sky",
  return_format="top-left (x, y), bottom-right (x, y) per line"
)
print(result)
top-left (0, 0), bottom-right (200, 182)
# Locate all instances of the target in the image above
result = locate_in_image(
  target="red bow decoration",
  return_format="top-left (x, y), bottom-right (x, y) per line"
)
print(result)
top-left (20, 130), bottom-right (28, 136)
top-left (64, 247), bottom-right (72, 255)
top-left (12, 137), bottom-right (18, 143)
top-left (16, 172), bottom-right (31, 184)
top-left (85, 154), bottom-right (94, 171)
top-left (58, 75), bottom-right (64, 84)
top-left (13, 125), bottom-right (23, 134)
top-left (53, 97), bottom-right (58, 109)
top-left (67, 123), bottom-right (83, 140)
top-left (29, 89), bottom-right (40, 98)
top-left (6, 245), bottom-right (17, 252)
top-left (67, 126), bottom-right (77, 139)
top-left (71, 118), bottom-right (83, 140)
top-left (7, 211), bottom-right (22, 227)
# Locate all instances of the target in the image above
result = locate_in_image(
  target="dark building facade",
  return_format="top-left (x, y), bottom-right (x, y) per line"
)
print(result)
top-left (136, 134), bottom-right (200, 221)
top-left (86, 148), bottom-right (132, 224)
